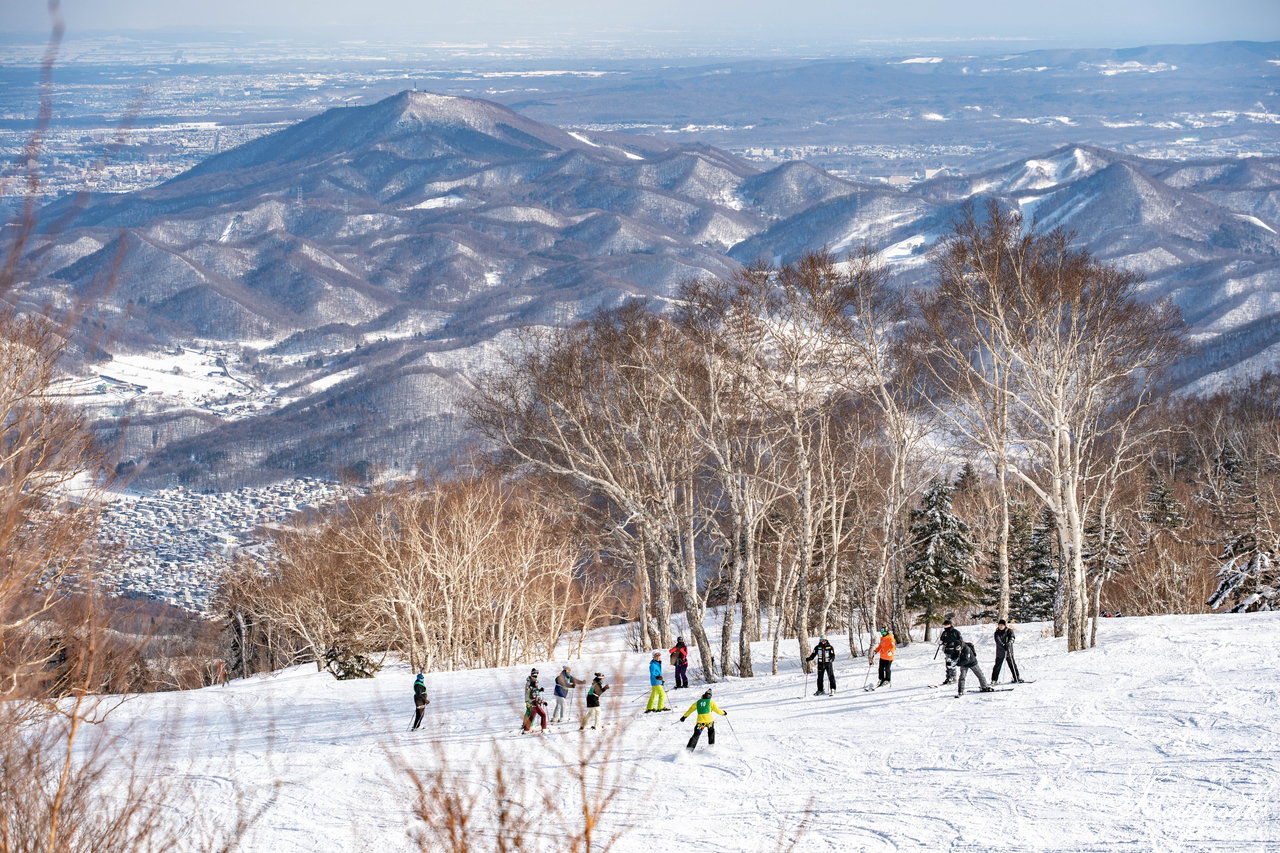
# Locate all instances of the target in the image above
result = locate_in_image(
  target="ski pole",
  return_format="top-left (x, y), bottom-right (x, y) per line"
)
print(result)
top-left (861, 661), bottom-right (873, 690)
top-left (933, 643), bottom-right (941, 661)
top-left (723, 715), bottom-right (743, 749)
top-left (799, 670), bottom-right (808, 699)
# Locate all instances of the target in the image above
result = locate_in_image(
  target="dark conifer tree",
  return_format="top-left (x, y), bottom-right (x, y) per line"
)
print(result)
top-left (905, 476), bottom-right (980, 639)
top-left (1207, 443), bottom-right (1279, 612)
top-left (1010, 507), bottom-right (1058, 622)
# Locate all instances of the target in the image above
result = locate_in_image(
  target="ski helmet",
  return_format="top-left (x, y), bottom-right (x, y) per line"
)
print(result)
top-left (652, 651), bottom-right (662, 658)
top-left (677, 636), bottom-right (684, 643)
top-left (702, 690), bottom-right (712, 699)
top-left (879, 628), bottom-right (889, 636)
top-left (415, 673), bottom-right (424, 681)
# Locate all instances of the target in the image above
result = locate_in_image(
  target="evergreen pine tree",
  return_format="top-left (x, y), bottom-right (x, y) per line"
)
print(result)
top-left (1206, 443), bottom-right (1279, 612)
top-left (1084, 507), bottom-right (1130, 611)
top-left (1010, 507), bottom-right (1058, 622)
top-left (977, 500), bottom-right (1033, 620)
top-left (905, 477), bottom-right (981, 638)
top-left (1140, 475), bottom-right (1184, 531)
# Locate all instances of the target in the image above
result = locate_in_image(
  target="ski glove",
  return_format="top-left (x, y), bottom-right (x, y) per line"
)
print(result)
top-left (680, 716), bottom-right (687, 722)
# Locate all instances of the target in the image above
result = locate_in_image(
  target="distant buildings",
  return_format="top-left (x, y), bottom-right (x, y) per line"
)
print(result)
top-left (97, 478), bottom-right (354, 612)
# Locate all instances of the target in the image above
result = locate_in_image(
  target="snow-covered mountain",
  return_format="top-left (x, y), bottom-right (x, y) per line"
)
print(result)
top-left (76, 611), bottom-right (1280, 851)
top-left (19, 93), bottom-right (1280, 487)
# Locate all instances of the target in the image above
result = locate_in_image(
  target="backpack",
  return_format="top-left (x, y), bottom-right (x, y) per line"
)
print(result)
top-left (962, 642), bottom-right (976, 665)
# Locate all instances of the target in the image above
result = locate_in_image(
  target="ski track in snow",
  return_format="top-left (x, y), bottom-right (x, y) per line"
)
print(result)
top-left (86, 613), bottom-right (1279, 852)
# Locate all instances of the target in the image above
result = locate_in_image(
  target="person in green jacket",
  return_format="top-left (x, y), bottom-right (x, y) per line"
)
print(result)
top-left (680, 689), bottom-right (727, 751)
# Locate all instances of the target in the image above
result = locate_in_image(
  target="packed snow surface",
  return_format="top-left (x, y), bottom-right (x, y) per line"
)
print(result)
top-left (90, 613), bottom-right (1278, 851)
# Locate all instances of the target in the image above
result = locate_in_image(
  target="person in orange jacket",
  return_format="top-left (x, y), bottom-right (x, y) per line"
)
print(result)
top-left (870, 628), bottom-right (896, 688)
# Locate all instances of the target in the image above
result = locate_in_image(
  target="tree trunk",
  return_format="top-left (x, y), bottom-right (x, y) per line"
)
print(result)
top-left (996, 454), bottom-right (1012, 621)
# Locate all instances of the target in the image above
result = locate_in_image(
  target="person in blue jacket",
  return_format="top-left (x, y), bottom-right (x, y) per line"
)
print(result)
top-left (644, 651), bottom-right (671, 712)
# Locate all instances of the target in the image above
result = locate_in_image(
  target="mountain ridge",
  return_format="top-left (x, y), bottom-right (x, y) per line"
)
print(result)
top-left (19, 90), bottom-right (1280, 488)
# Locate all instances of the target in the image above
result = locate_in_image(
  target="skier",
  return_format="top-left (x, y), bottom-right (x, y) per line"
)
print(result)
top-left (580, 672), bottom-right (609, 730)
top-left (938, 618), bottom-right (963, 685)
top-left (955, 639), bottom-right (994, 696)
top-left (645, 651), bottom-right (671, 712)
top-left (551, 665), bottom-right (579, 723)
top-left (680, 689), bottom-right (727, 751)
top-left (411, 673), bottom-right (430, 731)
top-left (991, 619), bottom-right (1023, 684)
top-left (522, 668), bottom-right (548, 733)
top-left (805, 635), bottom-right (837, 695)
top-left (870, 628), bottom-right (896, 688)
top-left (669, 637), bottom-right (690, 689)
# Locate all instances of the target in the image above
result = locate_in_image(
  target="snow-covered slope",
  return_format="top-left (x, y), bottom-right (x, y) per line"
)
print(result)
top-left (88, 612), bottom-right (1279, 852)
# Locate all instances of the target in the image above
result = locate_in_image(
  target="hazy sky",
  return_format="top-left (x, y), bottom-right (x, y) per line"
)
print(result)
top-left (3, 0), bottom-right (1278, 48)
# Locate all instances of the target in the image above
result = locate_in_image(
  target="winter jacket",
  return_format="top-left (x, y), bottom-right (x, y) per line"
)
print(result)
top-left (806, 641), bottom-right (836, 664)
top-left (874, 633), bottom-right (897, 661)
top-left (940, 626), bottom-right (963, 651)
top-left (524, 678), bottom-right (544, 706)
top-left (681, 696), bottom-right (726, 725)
top-left (994, 627), bottom-right (1016, 651)
top-left (554, 670), bottom-right (578, 698)
top-left (649, 658), bottom-right (664, 686)
top-left (413, 679), bottom-right (428, 707)
top-left (586, 678), bottom-right (608, 708)
top-left (956, 641), bottom-right (979, 668)
top-left (669, 643), bottom-right (689, 666)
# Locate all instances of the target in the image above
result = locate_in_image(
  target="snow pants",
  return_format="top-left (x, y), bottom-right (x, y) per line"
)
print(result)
top-left (686, 722), bottom-right (716, 750)
top-left (674, 663), bottom-right (689, 689)
top-left (412, 700), bottom-right (426, 730)
top-left (580, 707), bottom-right (601, 730)
top-left (816, 661), bottom-right (836, 692)
top-left (646, 685), bottom-right (668, 711)
top-left (552, 695), bottom-right (568, 722)
top-left (878, 658), bottom-right (893, 685)
top-left (523, 705), bottom-right (547, 731)
top-left (992, 647), bottom-right (1020, 683)
top-left (957, 663), bottom-right (990, 695)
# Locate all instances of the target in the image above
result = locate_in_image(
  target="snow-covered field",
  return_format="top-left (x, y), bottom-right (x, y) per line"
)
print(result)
top-left (94, 613), bottom-right (1278, 852)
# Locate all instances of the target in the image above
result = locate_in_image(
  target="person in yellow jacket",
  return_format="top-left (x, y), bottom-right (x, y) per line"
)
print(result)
top-left (680, 689), bottom-right (727, 751)
top-left (870, 628), bottom-right (896, 688)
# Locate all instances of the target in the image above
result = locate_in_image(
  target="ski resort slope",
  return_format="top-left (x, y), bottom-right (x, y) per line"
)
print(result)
top-left (98, 613), bottom-right (1278, 852)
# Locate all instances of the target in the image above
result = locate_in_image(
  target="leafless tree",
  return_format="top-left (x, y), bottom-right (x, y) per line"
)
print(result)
top-left (925, 204), bottom-right (1185, 650)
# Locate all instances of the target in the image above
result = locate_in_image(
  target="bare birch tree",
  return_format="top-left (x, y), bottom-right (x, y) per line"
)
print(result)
top-left (926, 205), bottom-right (1185, 650)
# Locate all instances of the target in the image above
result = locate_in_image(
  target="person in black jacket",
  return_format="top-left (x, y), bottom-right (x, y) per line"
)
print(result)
top-left (992, 619), bottom-right (1023, 683)
top-left (805, 635), bottom-right (838, 695)
top-left (955, 640), bottom-right (994, 696)
top-left (938, 619), bottom-right (963, 685)
top-left (411, 673), bottom-right (429, 730)
top-left (580, 672), bottom-right (609, 730)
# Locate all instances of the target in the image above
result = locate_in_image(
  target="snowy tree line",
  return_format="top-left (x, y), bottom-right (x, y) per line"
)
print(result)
top-left (211, 205), bottom-right (1278, 683)
top-left (465, 204), bottom-right (1194, 674)
top-left (218, 473), bottom-right (621, 677)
